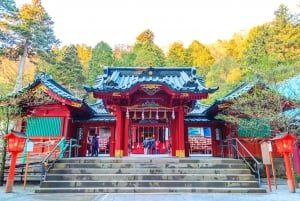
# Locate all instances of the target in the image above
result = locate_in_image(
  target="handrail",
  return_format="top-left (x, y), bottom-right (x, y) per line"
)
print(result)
top-left (40, 137), bottom-right (66, 186)
top-left (232, 138), bottom-right (262, 184)
top-left (68, 139), bottom-right (79, 158)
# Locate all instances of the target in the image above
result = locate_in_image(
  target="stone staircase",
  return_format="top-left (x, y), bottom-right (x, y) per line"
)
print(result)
top-left (35, 156), bottom-right (266, 193)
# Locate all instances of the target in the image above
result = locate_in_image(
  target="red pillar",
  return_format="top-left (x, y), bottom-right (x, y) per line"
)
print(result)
top-left (79, 126), bottom-right (89, 157)
top-left (176, 106), bottom-right (185, 157)
top-left (123, 117), bottom-right (129, 156)
top-left (211, 126), bottom-right (217, 157)
top-left (184, 126), bottom-right (189, 157)
top-left (171, 118), bottom-right (177, 157)
top-left (5, 152), bottom-right (18, 193)
top-left (115, 106), bottom-right (124, 157)
top-left (293, 142), bottom-right (300, 174)
top-left (109, 126), bottom-right (115, 157)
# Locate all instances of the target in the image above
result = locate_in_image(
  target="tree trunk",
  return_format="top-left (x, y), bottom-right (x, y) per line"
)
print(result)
top-left (14, 40), bottom-right (29, 91)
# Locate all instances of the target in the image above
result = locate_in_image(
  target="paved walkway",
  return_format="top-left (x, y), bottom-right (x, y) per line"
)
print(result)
top-left (0, 179), bottom-right (299, 201)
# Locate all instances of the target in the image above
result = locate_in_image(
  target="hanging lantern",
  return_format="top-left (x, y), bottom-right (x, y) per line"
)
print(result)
top-left (126, 107), bottom-right (129, 119)
top-left (273, 133), bottom-right (296, 154)
top-left (142, 109), bottom-right (145, 120)
top-left (156, 109), bottom-right (159, 120)
top-left (149, 108), bottom-right (152, 119)
top-left (4, 132), bottom-right (27, 153)
top-left (163, 109), bottom-right (167, 119)
top-left (133, 110), bottom-right (137, 120)
top-left (172, 108), bottom-right (175, 119)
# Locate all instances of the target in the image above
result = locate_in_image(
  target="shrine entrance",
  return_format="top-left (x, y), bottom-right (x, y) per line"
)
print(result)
top-left (85, 67), bottom-right (218, 157)
top-left (130, 123), bottom-right (170, 155)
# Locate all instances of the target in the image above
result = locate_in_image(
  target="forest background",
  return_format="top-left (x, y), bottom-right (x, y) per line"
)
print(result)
top-left (1, 0), bottom-right (300, 105)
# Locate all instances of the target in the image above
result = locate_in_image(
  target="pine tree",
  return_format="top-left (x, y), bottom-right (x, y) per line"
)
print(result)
top-left (133, 29), bottom-right (165, 67)
top-left (50, 45), bottom-right (85, 96)
top-left (88, 41), bottom-right (113, 85)
top-left (0, 0), bottom-right (59, 90)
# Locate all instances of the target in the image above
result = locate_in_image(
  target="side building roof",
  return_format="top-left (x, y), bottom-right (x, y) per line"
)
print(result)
top-left (204, 82), bottom-right (258, 116)
top-left (0, 72), bottom-right (92, 114)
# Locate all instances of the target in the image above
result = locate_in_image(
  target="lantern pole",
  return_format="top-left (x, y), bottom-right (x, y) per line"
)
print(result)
top-left (272, 133), bottom-right (297, 193)
top-left (283, 152), bottom-right (295, 193)
top-left (3, 132), bottom-right (27, 193)
top-left (5, 152), bottom-right (18, 193)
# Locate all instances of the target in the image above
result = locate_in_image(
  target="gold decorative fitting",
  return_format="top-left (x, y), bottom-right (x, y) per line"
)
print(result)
top-left (71, 102), bottom-right (82, 108)
top-left (176, 150), bottom-right (185, 157)
top-left (148, 70), bottom-right (153, 76)
top-left (141, 84), bottom-right (161, 90)
top-left (141, 84), bottom-right (161, 95)
top-left (218, 103), bottom-right (230, 109)
top-left (115, 150), bottom-right (123, 157)
top-left (180, 93), bottom-right (189, 98)
top-left (112, 92), bottom-right (121, 97)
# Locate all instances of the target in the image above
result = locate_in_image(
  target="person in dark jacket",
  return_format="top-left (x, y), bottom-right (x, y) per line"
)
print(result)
top-left (91, 134), bottom-right (99, 156)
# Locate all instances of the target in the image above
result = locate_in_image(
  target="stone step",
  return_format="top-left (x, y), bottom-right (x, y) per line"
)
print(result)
top-left (54, 162), bottom-right (247, 169)
top-left (45, 173), bottom-right (255, 181)
top-left (36, 157), bottom-right (266, 194)
top-left (40, 180), bottom-right (260, 188)
top-left (35, 186), bottom-right (267, 194)
top-left (57, 158), bottom-right (243, 164)
top-left (48, 168), bottom-right (252, 175)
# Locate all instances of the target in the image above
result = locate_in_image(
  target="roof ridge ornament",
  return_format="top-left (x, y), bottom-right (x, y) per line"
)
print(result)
top-left (35, 72), bottom-right (52, 80)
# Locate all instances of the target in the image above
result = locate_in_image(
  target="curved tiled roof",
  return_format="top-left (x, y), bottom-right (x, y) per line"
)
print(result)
top-left (34, 72), bottom-right (83, 103)
top-left (189, 100), bottom-right (210, 115)
top-left (272, 74), bottom-right (300, 100)
top-left (1, 72), bottom-right (89, 109)
top-left (84, 66), bottom-right (218, 93)
top-left (203, 82), bottom-right (259, 116)
top-left (184, 100), bottom-right (221, 122)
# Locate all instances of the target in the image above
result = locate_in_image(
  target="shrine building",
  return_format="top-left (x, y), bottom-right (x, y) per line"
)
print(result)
top-left (5, 66), bottom-right (297, 160)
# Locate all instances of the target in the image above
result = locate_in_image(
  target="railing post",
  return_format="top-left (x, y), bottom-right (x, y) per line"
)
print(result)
top-left (40, 161), bottom-right (46, 187)
top-left (69, 139), bottom-right (72, 158)
top-left (59, 138), bottom-right (66, 159)
top-left (233, 138), bottom-right (261, 185)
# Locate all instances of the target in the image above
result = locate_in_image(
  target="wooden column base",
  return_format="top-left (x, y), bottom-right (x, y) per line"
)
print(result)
top-left (176, 150), bottom-right (185, 157)
top-left (115, 150), bottom-right (124, 157)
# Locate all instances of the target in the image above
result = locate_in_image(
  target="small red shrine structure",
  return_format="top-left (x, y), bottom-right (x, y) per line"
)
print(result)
top-left (84, 67), bottom-right (218, 157)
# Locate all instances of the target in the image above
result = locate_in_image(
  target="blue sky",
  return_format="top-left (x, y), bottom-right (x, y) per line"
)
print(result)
top-left (16, 0), bottom-right (300, 48)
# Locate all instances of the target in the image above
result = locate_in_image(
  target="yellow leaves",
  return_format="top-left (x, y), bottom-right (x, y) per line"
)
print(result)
top-left (76, 44), bottom-right (92, 70)
top-left (188, 40), bottom-right (215, 68)
top-left (167, 42), bottom-right (186, 61)
top-left (19, 1), bottom-right (45, 24)
top-left (226, 67), bottom-right (243, 84)
top-left (136, 29), bottom-right (155, 44)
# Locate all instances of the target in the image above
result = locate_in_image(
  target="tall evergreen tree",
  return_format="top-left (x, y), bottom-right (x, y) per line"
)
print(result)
top-left (133, 29), bottom-right (165, 67)
top-left (50, 45), bottom-right (85, 95)
top-left (0, 0), bottom-right (59, 90)
top-left (88, 41), bottom-right (113, 85)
